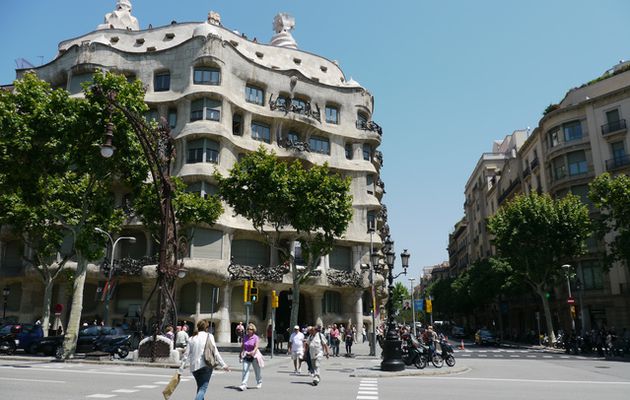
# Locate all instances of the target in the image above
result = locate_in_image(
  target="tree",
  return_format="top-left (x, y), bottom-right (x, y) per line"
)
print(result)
top-left (215, 147), bottom-right (353, 328)
top-left (589, 173), bottom-right (630, 269)
top-left (487, 192), bottom-right (591, 343)
top-left (391, 281), bottom-right (410, 323)
top-left (0, 71), bottom-right (149, 356)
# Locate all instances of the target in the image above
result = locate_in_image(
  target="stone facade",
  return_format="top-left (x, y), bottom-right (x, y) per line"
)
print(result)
top-left (0, 4), bottom-right (387, 343)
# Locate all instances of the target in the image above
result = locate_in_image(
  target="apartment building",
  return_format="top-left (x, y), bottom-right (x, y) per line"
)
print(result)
top-left (0, 2), bottom-right (386, 343)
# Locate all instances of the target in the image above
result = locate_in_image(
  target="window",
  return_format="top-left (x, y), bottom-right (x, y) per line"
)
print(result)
top-left (193, 67), bottom-right (221, 85)
top-left (292, 98), bottom-right (307, 113)
top-left (245, 84), bottom-right (265, 105)
top-left (580, 261), bottom-right (604, 290)
top-left (186, 138), bottom-right (220, 164)
top-left (154, 71), bottom-right (170, 91)
top-left (553, 157), bottom-right (566, 180)
top-left (231, 239), bottom-right (269, 266)
top-left (186, 181), bottom-right (218, 198)
top-left (367, 210), bottom-right (376, 232)
top-left (325, 105), bottom-right (339, 124)
top-left (287, 131), bottom-right (300, 144)
top-left (322, 291), bottom-right (341, 314)
top-left (548, 128), bottom-right (560, 148)
top-left (191, 228), bottom-right (223, 259)
top-left (606, 109), bottom-right (620, 124)
top-left (357, 111), bottom-right (368, 128)
top-left (567, 150), bottom-right (587, 176)
top-left (168, 108), bottom-right (177, 129)
top-left (345, 143), bottom-right (353, 159)
top-left (232, 112), bottom-right (243, 135)
top-left (309, 136), bottom-right (330, 154)
top-left (191, 98), bottom-right (221, 122)
top-left (563, 120), bottom-right (582, 142)
top-left (366, 174), bottom-right (375, 195)
top-left (69, 73), bottom-right (93, 94)
top-left (145, 109), bottom-right (159, 123)
top-left (611, 141), bottom-right (626, 160)
top-left (329, 246), bottom-right (352, 271)
top-left (251, 122), bottom-right (270, 143)
top-left (363, 144), bottom-right (372, 161)
top-left (571, 184), bottom-right (591, 205)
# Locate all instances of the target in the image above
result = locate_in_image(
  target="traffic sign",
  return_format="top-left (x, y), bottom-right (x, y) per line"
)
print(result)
top-left (567, 297), bottom-right (575, 304)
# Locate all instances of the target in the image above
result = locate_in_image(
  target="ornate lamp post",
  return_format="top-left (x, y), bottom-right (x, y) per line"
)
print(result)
top-left (98, 86), bottom-right (185, 361)
top-left (380, 236), bottom-right (408, 371)
top-left (562, 264), bottom-right (575, 331)
top-left (94, 227), bottom-right (136, 325)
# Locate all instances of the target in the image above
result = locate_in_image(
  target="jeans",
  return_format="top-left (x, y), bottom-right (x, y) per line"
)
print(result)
top-left (241, 358), bottom-right (262, 386)
top-left (192, 366), bottom-right (213, 400)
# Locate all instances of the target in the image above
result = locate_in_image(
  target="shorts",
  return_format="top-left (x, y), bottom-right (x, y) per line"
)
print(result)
top-left (291, 350), bottom-right (304, 360)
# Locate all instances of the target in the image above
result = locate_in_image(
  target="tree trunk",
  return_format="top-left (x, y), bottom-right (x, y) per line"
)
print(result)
top-left (41, 276), bottom-right (54, 338)
top-left (536, 285), bottom-right (556, 344)
top-left (289, 262), bottom-right (300, 329)
top-left (62, 253), bottom-right (88, 358)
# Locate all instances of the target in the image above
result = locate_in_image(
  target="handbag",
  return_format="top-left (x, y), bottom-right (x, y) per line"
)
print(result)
top-left (204, 333), bottom-right (220, 368)
top-left (162, 372), bottom-right (180, 400)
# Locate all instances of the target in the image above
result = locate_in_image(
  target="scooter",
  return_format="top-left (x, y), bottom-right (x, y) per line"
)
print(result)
top-left (438, 338), bottom-right (456, 367)
top-left (94, 335), bottom-right (131, 359)
top-left (401, 334), bottom-right (427, 369)
top-left (0, 333), bottom-right (17, 355)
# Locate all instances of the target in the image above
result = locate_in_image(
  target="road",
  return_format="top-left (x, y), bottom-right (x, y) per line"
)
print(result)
top-left (1, 342), bottom-right (629, 399)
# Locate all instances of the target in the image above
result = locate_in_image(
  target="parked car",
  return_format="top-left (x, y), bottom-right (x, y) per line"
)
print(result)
top-left (475, 329), bottom-right (500, 346)
top-left (0, 323), bottom-right (44, 353)
top-left (451, 326), bottom-right (466, 339)
top-left (30, 325), bottom-right (130, 358)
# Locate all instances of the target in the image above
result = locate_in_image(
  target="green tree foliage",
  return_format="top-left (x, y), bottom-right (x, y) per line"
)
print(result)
top-left (0, 71), bottom-right (149, 356)
top-left (589, 173), bottom-right (630, 269)
top-left (214, 147), bottom-right (353, 327)
top-left (487, 192), bottom-right (591, 342)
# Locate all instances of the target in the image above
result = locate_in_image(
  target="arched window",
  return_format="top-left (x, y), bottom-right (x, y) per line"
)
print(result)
top-left (191, 229), bottom-right (223, 259)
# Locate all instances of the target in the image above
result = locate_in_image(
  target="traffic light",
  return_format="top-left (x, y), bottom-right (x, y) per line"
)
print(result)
top-left (243, 280), bottom-right (250, 303)
top-left (249, 281), bottom-right (258, 303)
top-left (271, 290), bottom-right (279, 308)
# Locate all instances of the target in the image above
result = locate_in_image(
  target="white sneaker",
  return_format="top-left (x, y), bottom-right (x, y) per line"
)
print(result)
top-left (256, 383), bottom-right (262, 389)
top-left (238, 384), bottom-right (247, 391)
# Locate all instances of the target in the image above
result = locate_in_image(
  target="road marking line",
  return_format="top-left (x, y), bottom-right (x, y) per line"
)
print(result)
top-left (0, 377), bottom-right (65, 384)
top-left (112, 389), bottom-right (139, 393)
top-left (360, 383), bottom-right (378, 386)
top-left (153, 381), bottom-right (170, 384)
top-left (87, 395), bottom-right (117, 399)
top-left (543, 355), bottom-right (552, 358)
top-left (413, 376), bottom-right (630, 385)
top-left (135, 385), bottom-right (158, 389)
top-left (357, 397), bottom-right (378, 400)
top-left (478, 354), bottom-right (487, 357)
top-left (510, 355), bottom-right (519, 358)
top-left (358, 391), bottom-right (378, 395)
top-left (526, 355), bottom-right (536, 358)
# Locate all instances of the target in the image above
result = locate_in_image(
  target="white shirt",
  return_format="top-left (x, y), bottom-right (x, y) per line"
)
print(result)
top-left (180, 331), bottom-right (226, 372)
top-left (307, 332), bottom-right (328, 358)
top-left (289, 331), bottom-right (305, 353)
top-left (175, 330), bottom-right (189, 347)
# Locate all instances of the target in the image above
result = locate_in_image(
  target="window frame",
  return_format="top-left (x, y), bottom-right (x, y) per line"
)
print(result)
top-left (190, 98), bottom-right (222, 122)
top-left (186, 138), bottom-right (220, 164)
top-left (325, 105), bottom-right (339, 124)
top-left (154, 71), bottom-right (171, 92)
top-left (193, 66), bottom-right (221, 85)
top-left (309, 135), bottom-right (330, 155)
top-left (251, 121), bottom-right (271, 143)
top-left (245, 84), bottom-right (265, 106)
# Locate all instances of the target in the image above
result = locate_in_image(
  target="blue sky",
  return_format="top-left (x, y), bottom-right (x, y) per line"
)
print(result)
top-left (3, 1), bottom-right (630, 281)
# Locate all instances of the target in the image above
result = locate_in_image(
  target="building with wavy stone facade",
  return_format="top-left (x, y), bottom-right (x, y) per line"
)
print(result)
top-left (0, 2), bottom-right (388, 343)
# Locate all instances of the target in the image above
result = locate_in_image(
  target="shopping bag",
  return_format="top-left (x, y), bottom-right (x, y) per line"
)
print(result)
top-left (162, 372), bottom-right (181, 400)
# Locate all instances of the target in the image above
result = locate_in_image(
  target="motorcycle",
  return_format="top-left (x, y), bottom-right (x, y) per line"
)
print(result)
top-left (0, 333), bottom-right (17, 355)
top-left (401, 334), bottom-right (427, 369)
top-left (93, 334), bottom-right (131, 359)
top-left (438, 338), bottom-right (456, 367)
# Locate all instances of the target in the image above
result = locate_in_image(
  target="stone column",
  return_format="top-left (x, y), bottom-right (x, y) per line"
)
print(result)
top-left (215, 283), bottom-right (232, 343)
top-left (195, 281), bottom-right (202, 322)
top-left (353, 289), bottom-right (364, 335)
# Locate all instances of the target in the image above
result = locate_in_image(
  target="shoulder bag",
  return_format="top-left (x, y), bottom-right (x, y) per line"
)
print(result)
top-left (204, 333), bottom-right (220, 368)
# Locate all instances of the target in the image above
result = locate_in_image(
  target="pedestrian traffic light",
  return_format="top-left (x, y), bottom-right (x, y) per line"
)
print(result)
top-left (249, 281), bottom-right (258, 303)
top-left (271, 290), bottom-right (279, 308)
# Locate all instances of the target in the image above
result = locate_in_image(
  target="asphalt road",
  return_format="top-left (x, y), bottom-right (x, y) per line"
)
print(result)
top-left (1, 342), bottom-right (629, 400)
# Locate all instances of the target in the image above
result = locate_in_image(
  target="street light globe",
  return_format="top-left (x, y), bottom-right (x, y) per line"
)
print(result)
top-left (100, 145), bottom-right (114, 158)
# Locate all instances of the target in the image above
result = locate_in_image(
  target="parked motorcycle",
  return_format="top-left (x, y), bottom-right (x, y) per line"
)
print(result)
top-left (401, 334), bottom-right (427, 369)
top-left (94, 334), bottom-right (131, 359)
top-left (0, 333), bottom-right (17, 355)
top-left (438, 338), bottom-right (456, 367)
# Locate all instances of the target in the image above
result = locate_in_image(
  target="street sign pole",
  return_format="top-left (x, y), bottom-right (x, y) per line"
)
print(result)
top-left (271, 308), bottom-right (275, 359)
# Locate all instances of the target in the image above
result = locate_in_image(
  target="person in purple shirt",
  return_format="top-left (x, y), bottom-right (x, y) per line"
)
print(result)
top-left (238, 323), bottom-right (264, 390)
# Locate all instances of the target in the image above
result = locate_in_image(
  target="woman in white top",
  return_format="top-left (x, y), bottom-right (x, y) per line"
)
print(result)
top-left (180, 320), bottom-right (229, 400)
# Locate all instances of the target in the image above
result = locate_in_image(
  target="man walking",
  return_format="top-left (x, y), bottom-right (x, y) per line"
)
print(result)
top-left (304, 325), bottom-right (330, 386)
top-left (289, 325), bottom-right (305, 374)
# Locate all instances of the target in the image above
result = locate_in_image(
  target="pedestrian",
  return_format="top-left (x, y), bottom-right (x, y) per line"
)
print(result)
top-left (165, 325), bottom-right (175, 343)
top-left (235, 321), bottom-right (244, 343)
top-left (265, 323), bottom-right (272, 351)
top-left (289, 325), bottom-right (305, 374)
top-left (304, 326), bottom-right (330, 386)
top-left (362, 325), bottom-right (367, 343)
top-left (175, 325), bottom-right (189, 349)
top-left (239, 323), bottom-right (264, 391)
top-left (345, 324), bottom-right (354, 356)
top-left (330, 324), bottom-right (340, 356)
top-left (180, 319), bottom-right (230, 400)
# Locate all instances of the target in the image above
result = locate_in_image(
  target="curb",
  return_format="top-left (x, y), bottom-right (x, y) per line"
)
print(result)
top-left (350, 365), bottom-right (470, 378)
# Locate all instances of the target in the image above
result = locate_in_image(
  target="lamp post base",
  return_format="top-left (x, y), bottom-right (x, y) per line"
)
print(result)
top-left (380, 339), bottom-right (405, 371)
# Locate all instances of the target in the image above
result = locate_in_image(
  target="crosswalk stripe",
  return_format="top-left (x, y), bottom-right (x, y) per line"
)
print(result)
top-left (112, 389), bottom-right (139, 393)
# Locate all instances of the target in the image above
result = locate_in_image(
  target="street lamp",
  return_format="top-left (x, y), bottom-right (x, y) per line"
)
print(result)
top-left (95, 227), bottom-right (136, 325)
top-left (562, 264), bottom-right (575, 331)
top-left (380, 236), bottom-right (408, 372)
top-left (408, 276), bottom-right (416, 338)
top-left (368, 250), bottom-right (380, 356)
top-left (97, 85), bottom-right (185, 361)
top-left (2, 286), bottom-right (10, 320)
